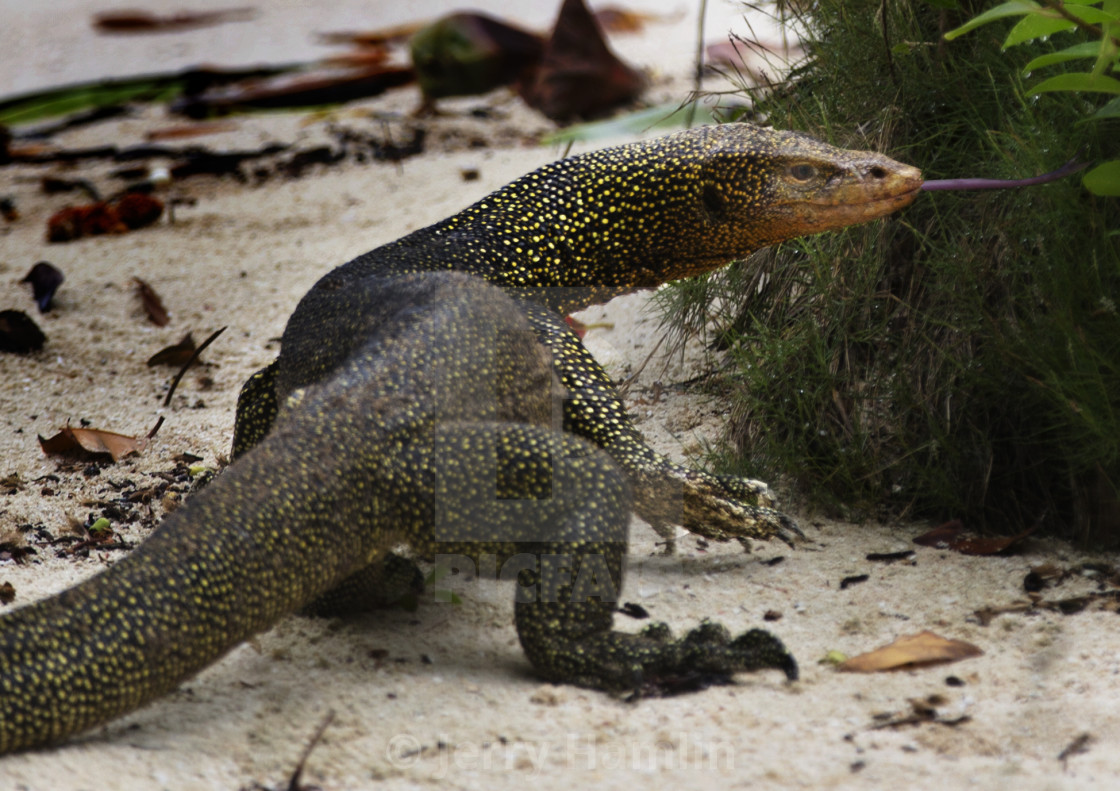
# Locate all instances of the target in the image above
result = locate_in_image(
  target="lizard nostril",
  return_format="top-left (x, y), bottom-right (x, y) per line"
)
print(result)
top-left (869, 166), bottom-right (888, 180)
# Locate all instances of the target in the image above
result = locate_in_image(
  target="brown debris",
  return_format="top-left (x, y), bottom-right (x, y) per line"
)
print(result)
top-left (178, 65), bottom-right (414, 116)
top-left (145, 121), bottom-right (240, 141)
top-left (518, 0), bottom-right (645, 121)
top-left (410, 12), bottom-right (544, 103)
top-left (133, 277), bottom-right (170, 326)
top-left (47, 193), bottom-right (163, 243)
top-left (0, 310), bottom-right (46, 353)
top-left (868, 695), bottom-right (971, 730)
top-left (838, 631), bottom-right (983, 673)
top-left (93, 7), bottom-right (257, 34)
top-left (162, 327), bottom-right (226, 407)
top-left (913, 519), bottom-right (1036, 556)
top-left (21, 261), bottom-right (65, 313)
top-left (38, 418), bottom-right (163, 463)
top-left (1058, 732), bottom-right (1094, 767)
top-left (148, 333), bottom-right (198, 367)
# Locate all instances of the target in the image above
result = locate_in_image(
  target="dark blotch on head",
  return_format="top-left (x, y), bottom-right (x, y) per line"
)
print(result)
top-left (700, 183), bottom-right (727, 223)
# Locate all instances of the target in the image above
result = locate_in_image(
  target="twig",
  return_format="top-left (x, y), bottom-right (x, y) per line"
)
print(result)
top-left (287, 710), bottom-right (336, 791)
top-left (686, 0), bottom-right (708, 129)
top-left (616, 333), bottom-right (667, 399)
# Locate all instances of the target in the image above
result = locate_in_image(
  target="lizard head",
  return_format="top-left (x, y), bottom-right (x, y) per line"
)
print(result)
top-left (693, 124), bottom-right (922, 256)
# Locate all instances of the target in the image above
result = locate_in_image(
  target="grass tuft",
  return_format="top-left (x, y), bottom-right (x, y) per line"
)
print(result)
top-left (660, 0), bottom-right (1120, 543)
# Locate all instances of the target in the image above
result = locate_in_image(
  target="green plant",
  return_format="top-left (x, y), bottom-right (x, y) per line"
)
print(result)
top-left (945, 0), bottom-right (1120, 196)
top-left (658, 0), bottom-right (1120, 542)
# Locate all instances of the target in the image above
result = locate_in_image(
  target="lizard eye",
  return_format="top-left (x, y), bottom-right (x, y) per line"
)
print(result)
top-left (787, 163), bottom-right (817, 182)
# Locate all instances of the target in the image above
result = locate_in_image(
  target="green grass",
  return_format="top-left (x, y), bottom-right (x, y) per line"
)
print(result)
top-left (659, 0), bottom-right (1120, 543)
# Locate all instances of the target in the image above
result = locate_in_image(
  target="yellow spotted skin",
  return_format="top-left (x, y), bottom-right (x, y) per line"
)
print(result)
top-left (0, 124), bottom-right (921, 754)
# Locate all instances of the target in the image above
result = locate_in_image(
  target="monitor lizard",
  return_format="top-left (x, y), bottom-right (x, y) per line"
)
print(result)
top-left (0, 123), bottom-right (922, 753)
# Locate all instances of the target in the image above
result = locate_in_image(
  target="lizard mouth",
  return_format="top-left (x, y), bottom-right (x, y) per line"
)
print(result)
top-left (794, 165), bottom-right (924, 230)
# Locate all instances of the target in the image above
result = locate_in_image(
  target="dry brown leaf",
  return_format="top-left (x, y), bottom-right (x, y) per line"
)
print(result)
top-left (93, 7), bottom-right (256, 34)
top-left (838, 631), bottom-right (983, 673)
top-left (146, 122), bottom-right (239, 141)
top-left (317, 22), bottom-right (424, 48)
top-left (39, 427), bottom-right (145, 461)
top-left (913, 519), bottom-right (1035, 556)
top-left (147, 332), bottom-right (197, 367)
top-left (38, 418), bottom-right (163, 462)
top-left (518, 0), bottom-right (645, 121)
top-left (133, 277), bottom-right (169, 326)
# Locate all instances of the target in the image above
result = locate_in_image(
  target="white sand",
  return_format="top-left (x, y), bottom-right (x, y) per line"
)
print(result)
top-left (1, 2), bottom-right (1118, 789)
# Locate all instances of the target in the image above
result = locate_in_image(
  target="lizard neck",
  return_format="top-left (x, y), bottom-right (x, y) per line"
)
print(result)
top-left (343, 124), bottom-right (922, 313)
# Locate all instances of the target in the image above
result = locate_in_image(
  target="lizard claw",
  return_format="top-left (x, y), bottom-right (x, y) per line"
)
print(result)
top-left (628, 620), bottom-right (799, 697)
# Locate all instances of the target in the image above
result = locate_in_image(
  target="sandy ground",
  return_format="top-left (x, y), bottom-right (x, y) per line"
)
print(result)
top-left (2, 1), bottom-right (1120, 789)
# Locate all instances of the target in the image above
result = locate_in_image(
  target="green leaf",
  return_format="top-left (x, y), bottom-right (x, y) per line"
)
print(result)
top-left (1030, 71), bottom-right (1120, 94)
top-left (1091, 33), bottom-right (1119, 76)
top-left (1083, 160), bottom-right (1120, 195)
top-left (540, 102), bottom-right (725, 145)
top-left (1004, 7), bottom-right (1118, 47)
top-left (1091, 96), bottom-right (1120, 118)
top-left (1004, 14), bottom-right (1076, 47)
top-left (1022, 41), bottom-right (1103, 73)
top-left (944, 1), bottom-right (1041, 41)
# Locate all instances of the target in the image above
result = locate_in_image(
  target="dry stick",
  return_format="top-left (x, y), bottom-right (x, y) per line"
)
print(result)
top-left (616, 332), bottom-right (667, 399)
top-left (162, 326), bottom-right (226, 407)
top-left (685, 0), bottom-right (707, 129)
top-left (287, 710), bottom-right (336, 791)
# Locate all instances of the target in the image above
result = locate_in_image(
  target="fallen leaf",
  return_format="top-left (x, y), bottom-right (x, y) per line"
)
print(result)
top-left (47, 202), bottom-right (125, 242)
top-left (133, 277), bottom-right (170, 326)
top-left (838, 630), bottom-right (983, 673)
top-left (21, 261), bottom-right (65, 312)
top-left (92, 7), bottom-right (256, 34)
top-left (913, 519), bottom-right (1036, 555)
top-left (145, 121), bottom-right (240, 141)
top-left (162, 327), bottom-right (226, 406)
top-left (148, 332), bottom-right (198, 367)
top-left (912, 519), bottom-right (963, 548)
top-left (317, 22), bottom-right (424, 48)
top-left (45, 193), bottom-right (162, 243)
top-left (519, 0), bottom-right (645, 121)
top-left (0, 310), bottom-right (46, 353)
top-left (38, 418), bottom-right (163, 462)
top-left (113, 192), bottom-right (164, 229)
top-left (178, 64), bottom-right (414, 115)
top-left (950, 527), bottom-right (1036, 555)
top-left (39, 426), bottom-right (144, 462)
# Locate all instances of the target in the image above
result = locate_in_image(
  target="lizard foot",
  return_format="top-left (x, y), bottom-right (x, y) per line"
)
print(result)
top-left (301, 553), bottom-right (425, 616)
top-left (623, 619), bottom-right (799, 695)
top-left (519, 594), bottom-right (797, 694)
top-left (639, 470), bottom-right (804, 550)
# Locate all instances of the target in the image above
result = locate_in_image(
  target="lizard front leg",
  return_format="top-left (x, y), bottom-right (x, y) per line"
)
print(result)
top-left (520, 302), bottom-right (802, 549)
top-left (426, 422), bottom-right (798, 692)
